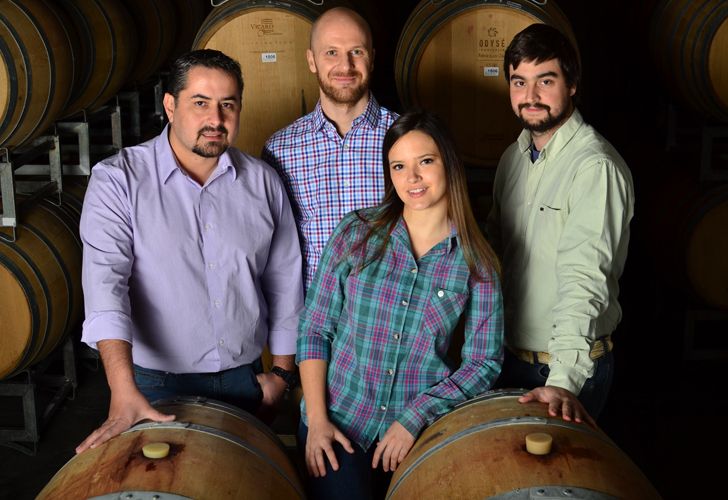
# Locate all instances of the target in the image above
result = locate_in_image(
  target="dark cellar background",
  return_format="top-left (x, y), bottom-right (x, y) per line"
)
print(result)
top-left (334, 1), bottom-right (728, 495)
top-left (2, 0), bottom-right (727, 498)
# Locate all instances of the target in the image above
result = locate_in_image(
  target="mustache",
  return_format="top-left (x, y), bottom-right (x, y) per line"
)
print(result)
top-left (198, 125), bottom-right (228, 136)
top-left (519, 102), bottom-right (551, 112)
top-left (330, 70), bottom-right (361, 78)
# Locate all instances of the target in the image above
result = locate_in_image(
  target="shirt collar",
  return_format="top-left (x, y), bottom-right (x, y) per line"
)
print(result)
top-left (310, 92), bottom-right (381, 132)
top-left (392, 216), bottom-right (459, 255)
top-left (157, 124), bottom-right (237, 184)
top-left (516, 108), bottom-right (585, 160)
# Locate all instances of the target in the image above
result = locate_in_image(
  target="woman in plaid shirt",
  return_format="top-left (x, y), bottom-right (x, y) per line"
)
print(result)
top-left (297, 110), bottom-right (504, 499)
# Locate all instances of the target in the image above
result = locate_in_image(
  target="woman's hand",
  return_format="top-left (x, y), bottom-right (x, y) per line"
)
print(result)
top-left (372, 421), bottom-right (415, 472)
top-left (305, 419), bottom-right (354, 477)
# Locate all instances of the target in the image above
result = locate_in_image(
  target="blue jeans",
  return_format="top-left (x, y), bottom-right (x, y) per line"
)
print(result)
top-left (297, 421), bottom-right (393, 500)
top-left (495, 350), bottom-right (614, 419)
top-left (133, 359), bottom-right (264, 414)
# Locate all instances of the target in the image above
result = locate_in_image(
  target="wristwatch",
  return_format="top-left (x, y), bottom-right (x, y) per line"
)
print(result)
top-left (270, 366), bottom-right (298, 391)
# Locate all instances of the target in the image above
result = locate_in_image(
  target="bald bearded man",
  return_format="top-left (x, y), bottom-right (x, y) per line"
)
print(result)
top-left (262, 7), bottom-right (398, 292)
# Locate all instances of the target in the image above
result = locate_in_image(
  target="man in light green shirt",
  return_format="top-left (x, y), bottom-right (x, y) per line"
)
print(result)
top-left (488, 24), bottom-right (634, 423)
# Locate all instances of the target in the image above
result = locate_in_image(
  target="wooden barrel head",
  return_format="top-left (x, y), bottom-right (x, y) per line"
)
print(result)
top-left (651, 0), bottom-right (728, 122)
top-left (686, 189), bottom-right (728, 309)
top-left (395, 0), bottom-right (577, 168)
top-left (0, 0), bottom-right (74, 148)
top-left (386, 390), bottom-right (660, 500)
top-left (709, 15), bottom-right (728, 111)
top-left (0, 195), bottom-right (82, 379)
top-left (193, 1), bottom-right (328, 157)
top-left (0, 257), bottom-right (38, 380)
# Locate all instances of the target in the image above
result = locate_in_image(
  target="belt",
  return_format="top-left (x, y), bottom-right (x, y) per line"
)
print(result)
top-left (507, 335), bottom-right (613, 365)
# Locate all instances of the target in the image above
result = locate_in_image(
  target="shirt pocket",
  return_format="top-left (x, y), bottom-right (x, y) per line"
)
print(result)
top-left (422, 287), bottom-right (469, 338)
top-left (534, 203), bottom-right (565, 257)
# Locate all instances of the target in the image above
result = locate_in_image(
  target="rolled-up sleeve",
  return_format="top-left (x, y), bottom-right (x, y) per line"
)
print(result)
top-left (261, 177), bottom-right (304, 356)
top-left (296, 215), bottom-right (355, 364)
top-left (398, 271), bottom-right (504, 436)
top-left (80, 164), bottom-right (135, 348)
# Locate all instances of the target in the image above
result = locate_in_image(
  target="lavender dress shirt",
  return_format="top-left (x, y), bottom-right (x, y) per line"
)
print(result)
top-left (80, 127), bottom-right (303, 373)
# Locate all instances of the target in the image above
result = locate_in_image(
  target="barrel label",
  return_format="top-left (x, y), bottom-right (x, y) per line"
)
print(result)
top-left (478, 27), bottom-right (507, 60)
top-left (250, 18), bottom-right (281, 37)
top-left (261, 53), bottom-right (277, 63)
top-left (484, 66), bottom-right (500, 77)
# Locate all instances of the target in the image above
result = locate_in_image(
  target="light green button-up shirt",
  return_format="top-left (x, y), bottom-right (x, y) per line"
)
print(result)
top-left (487, 109), bottom-right (634, 395)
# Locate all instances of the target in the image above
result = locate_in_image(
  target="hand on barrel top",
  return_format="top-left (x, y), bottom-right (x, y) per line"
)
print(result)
top-left (305, 418), bottom-right (354, 477)
top-left (519, 386), bottom-right (597, 428)
top-left (75, 388), bottom-right (175, 454)
top-left (372, 421), bottom-right (416, 472)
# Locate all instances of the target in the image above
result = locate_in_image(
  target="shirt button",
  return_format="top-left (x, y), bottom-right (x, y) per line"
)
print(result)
top-left (204, 223), bottom-right (212, 231)
top-left (387, 369), bottom-right (394, 376)
top-left (410, 268), bottom-right (417, 274)
top-left (437, 290), bottom-right (445, 298)
top-left (380, 405), bottom-right (387, 411)
top-left (401, 299), bottom-right (408, 306)
top-left (393, 333), bottom-right (400, 341)
top-left (218, 339), bottom-right (225, 346)
top-left (343, 180), bottom-right (351, 187)
top-left (208, 262), bottom-right (216, 269)
top-left (214, 299), bottom-right (221, 307)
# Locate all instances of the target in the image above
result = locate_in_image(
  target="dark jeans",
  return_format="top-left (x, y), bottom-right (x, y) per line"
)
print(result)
top-left (495, 349), bottom-right (614, 420)
top-left (133, 358), bottom-right (264, 414)
top-left (297, 421), bottom-right (393, 500)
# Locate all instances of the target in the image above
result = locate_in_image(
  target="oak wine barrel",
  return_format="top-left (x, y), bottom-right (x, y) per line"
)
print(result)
top-left (395, 0), bottom-right (577, 167)
top-left (0, 190), bottom-right (84, 380)
top-left (122, 0), bottom-right (177, 84)
top-left (651, 0), bottom-right (728, 122)
top-left (386, 390), bottom-right (661, 499)
top-left (192, 0), bottom-right (345, 156)
top-left (55, 0), bottom-right (136, 116)
top-left (38, 398), bottom-right (305, 499)
top-left (683, 186), bottom-right (728, 309)
top-left (0, 0), bottom-right (74, 149)
top-left (645, 167), bottom-right (728, 310)
top-left (165, 0), bottom-right (211, 66)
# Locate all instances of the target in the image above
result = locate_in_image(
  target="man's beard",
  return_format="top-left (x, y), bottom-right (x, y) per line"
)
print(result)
top-left (318, 70), bottom-right (369, 105)
top-left (193, 125), bottom-right (229, 158)
top-left (517, 102), bottom-right (571, 133)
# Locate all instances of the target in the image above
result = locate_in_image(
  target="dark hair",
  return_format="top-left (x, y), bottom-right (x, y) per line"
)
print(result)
top-left (166, 49), bottom-right (244, 100)
top-left (351, 110), bottom-right (500, 280)
top-left (504, 24), bottom-right (581, 102)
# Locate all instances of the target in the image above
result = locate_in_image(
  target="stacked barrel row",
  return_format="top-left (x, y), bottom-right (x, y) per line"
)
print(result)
top-left (0, 182), bottom-right (85, 380)
top-left (190, 0), bottom-right (578, 166)
top-left (649, 0), bottom-right (728, 310)
top-left (0, 0), bottom-right (209, 150)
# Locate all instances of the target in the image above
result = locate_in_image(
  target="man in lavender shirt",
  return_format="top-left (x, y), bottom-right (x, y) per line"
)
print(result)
top-left (75, 50), bottom-right (303, 454)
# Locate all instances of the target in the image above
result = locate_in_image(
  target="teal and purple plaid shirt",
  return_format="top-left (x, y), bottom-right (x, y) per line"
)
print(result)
top-left (297, 209), bottom-right (503, 450)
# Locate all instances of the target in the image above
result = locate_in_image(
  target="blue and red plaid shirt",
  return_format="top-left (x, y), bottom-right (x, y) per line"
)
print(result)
top-left (297, 209), bottom-right (504, 450)
top-left (262, 95), bottom-right (398, 290)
